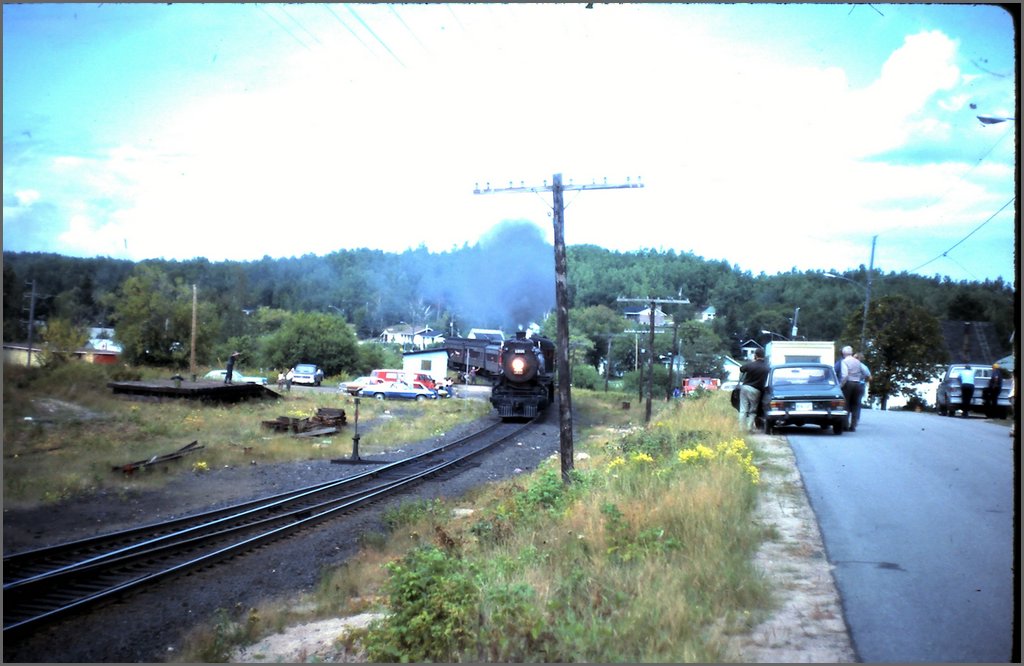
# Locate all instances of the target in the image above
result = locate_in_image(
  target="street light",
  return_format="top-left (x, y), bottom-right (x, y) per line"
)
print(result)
top-left (824, 273), bottom-right (870, 351)
top-left (760, 329), bottom-right (790, 341)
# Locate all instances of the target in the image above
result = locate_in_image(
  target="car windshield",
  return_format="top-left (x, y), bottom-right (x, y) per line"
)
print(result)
top-left (295, 365), bottom-right (317, 373)
top-left (772, 366), bottom-right (834, 386)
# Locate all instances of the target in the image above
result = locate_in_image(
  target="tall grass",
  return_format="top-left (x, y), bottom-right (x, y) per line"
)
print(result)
top-left (2, 363), bottom-right (490, 505)
top-left (185, 389), bottom-right (775, 663)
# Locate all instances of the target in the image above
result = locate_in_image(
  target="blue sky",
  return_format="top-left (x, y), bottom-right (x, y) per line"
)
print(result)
top-left (3, 3), bottom-right (1017, 283)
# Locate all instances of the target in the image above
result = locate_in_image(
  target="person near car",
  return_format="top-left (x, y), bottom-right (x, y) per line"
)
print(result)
top-left (738, 348), bottom-right (769, 433)
top-left (982, 363), bottom-right (1003, 418)
top-left (225, 351), bottom-right (240, 384)
top-left (839, 346), bottom-right (866, 431)
top-left (959, 365), bottom-right (976, 417)
top-left (855, 352), bottom-right (872, 406)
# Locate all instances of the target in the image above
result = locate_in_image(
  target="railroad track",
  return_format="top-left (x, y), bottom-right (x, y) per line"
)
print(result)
top-left (3, 418), bottom-right (535, 634)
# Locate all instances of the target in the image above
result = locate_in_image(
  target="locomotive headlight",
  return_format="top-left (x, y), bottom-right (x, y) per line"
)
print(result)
top-left (511, 357), bottom-right (527, 375)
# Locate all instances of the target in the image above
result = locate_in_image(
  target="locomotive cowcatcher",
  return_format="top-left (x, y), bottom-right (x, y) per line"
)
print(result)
top-left (489, 331), bottom-right (556, 420)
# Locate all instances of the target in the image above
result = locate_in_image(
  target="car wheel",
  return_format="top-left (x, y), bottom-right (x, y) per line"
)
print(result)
top-left (764, 419), bottom-right (775, 435)
top-left (937, 402), bottom-right (946, 416)
top-left (832, 419), bottom-right (844, 435)
top-left (415, 394), bottom-right (426, 402)
top-left (373, 393), bottom-right (385, 400)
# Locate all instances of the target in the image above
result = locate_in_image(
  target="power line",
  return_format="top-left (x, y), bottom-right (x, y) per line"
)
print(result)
top-left (257, 5), bottom-right (311, 51)
top-left (906, 197), bottom-right (1015, 274)
top-left (345, 3), bottom-right (406, 68)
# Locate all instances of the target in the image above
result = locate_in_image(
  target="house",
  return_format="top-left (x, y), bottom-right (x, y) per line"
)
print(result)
top-left (402, 348), bottom-right (451, 385)
top-left (939, 320), bottom-right (1012, 364)
top-left (698, 306), bottom-right (717, 322)
top-left (738, 339), bottom-right (764, 361)
top-left (379, 324), bottom-right (445, 349)
top-left (3, 343), bottom-right (44, 367)
top-left (722, 356), bottom-right (743, 385)
top-left (624, 307), bottom-right (673, 329)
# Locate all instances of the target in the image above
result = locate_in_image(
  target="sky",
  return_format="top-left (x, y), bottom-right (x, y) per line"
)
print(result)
top-left (2, 2), bottom-right (1018, 284)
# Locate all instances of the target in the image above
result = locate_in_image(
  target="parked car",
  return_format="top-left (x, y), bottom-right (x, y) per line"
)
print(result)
top-left (935, 363), bottom-right (1010, 418)
top-left (338, 375), bottom-right (385, 396)
top-left (203, 369), bottom-right (268, 385)
top-left (358, 380), bottom-right (438, 401)
top-left (682, 377), bottom-right (721, 396)
top-left (761, 363), bottom-right (847, 435)
top-left (288, 363), bottom-right (324, 386)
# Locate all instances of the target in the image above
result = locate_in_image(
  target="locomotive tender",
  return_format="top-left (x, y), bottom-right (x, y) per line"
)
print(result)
top-left (489, 331), bottom-right (556, 420)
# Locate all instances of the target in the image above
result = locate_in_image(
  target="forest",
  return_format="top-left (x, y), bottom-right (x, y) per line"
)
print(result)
top-left (2, 220), bottom-right (1016, 405)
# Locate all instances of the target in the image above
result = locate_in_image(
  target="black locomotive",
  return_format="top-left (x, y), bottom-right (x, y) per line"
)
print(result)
top-left (489, 331), bottom-right (556, 420)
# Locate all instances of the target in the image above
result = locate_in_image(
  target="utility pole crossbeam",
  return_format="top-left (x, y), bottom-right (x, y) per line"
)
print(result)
top-left (617, 297), bottom-right (690, 423)
top-left (476, 173), bottom-right (643, 483)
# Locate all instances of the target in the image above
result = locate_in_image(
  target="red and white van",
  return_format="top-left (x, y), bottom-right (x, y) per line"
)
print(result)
top-left (371, 369), bottom-right (437, 390)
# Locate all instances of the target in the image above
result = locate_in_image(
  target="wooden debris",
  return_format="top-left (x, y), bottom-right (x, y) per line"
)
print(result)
top-left (114, 440), bottom-right (205, 474)
top-left (261, 408), bottom-right (347, 436)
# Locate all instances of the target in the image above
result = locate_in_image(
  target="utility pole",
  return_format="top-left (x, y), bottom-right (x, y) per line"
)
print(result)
top-left (861, 235), bottom-right (877, 352)
top-left (190, 284), bottom-right (198, 382)
top-left (475, 174), bottom-right (643, 483)
top-left (24, 280), bottom-right (37, 367)
top-left (617, 296), bottom-right (690, 423)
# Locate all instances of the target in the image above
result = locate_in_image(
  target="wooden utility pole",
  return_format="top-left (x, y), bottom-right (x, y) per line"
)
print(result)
top-left (475, 174), bottom-right (643, 483)
top-left (24, 280), bottom-right (37, 367)
top-left (617, 297), bottom-right (690, 423)
top-left (190, 284), bottom-right (198, 381)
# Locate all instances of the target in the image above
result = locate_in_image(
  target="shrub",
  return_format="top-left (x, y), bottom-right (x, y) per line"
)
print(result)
top-left (365, 546), bottom-right (478, 662)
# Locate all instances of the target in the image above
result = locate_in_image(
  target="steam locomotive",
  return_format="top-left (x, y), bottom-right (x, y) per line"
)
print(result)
top-left (489, 331), bottom-right (556, 420)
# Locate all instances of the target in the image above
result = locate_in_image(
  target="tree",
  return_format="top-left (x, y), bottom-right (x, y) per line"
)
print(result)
top-left (845, 295), bottom-right (946, 409)
top-left (676, 320), bottom-right (727, 378)
top-left (261, 311), bottom-right (361, 376)
top-left (105, 264), bottom-right (220, 367)
top-left (40, 318), bottom-right (88, 365)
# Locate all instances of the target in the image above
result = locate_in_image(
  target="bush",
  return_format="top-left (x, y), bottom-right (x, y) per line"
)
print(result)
top-left (365, 546), bottom-right (478, 662)
top-left (571, 364), bottom-right (602, 390)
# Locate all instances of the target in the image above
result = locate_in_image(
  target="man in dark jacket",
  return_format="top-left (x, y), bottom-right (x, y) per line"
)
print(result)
top-left (738, 349), bottom-right (770, 433)
top-left (225, 351), bottom-right (240, 384)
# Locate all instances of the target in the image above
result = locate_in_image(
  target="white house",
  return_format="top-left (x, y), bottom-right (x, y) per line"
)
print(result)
top-left (624, 307), bottom-right (673, 329)
top-left (379, 324), bottom-right (445, 349)
top-left (698, 306), bottom-right (717, 322)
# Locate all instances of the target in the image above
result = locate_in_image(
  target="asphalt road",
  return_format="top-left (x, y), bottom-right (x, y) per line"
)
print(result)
top-left (784, 409), bottom-right (1016, 662)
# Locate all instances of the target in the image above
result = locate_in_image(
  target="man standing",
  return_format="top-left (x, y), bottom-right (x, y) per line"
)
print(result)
top-left (983, 363), bottom-right (1004, 418)
top-left (959, 365), bottom-right (976, 418)
top-left (839, 346), bottom-right (866, 431)
top-left (738, 348), bottom-right (769, 433)
top-left (225, 351), bottom-right (240, 384)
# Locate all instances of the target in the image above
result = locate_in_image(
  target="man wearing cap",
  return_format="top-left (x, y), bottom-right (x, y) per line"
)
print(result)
top-left (983, 363), bottom-right (1004, 418)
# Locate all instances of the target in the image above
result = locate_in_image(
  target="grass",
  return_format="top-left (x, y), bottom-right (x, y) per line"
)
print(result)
top-left (2, 362), bottom-right (490, 505)
top-left (177, 387), bottom-right (778, 662)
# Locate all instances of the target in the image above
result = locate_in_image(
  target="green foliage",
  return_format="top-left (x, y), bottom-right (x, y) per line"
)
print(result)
top-left (261, 311), bottom-right (360, 376)
top-left (365, 546), bottom-right (479, 662)
top-left (571, 364), bottom-right (602, 389)
top-left (382, 498), bottom-right (446, 531)
top-left (39, 318), bottom-right (89, 365)
top-left (104, 264), bottom-right (219, 367)
top-left (845, 295), bottom-right (947, 407)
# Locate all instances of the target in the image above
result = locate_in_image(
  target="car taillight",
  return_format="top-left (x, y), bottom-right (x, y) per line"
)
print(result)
top-left (511, 357), bottom-right (526, 375)
top-left (769, 400), bottom-right (786, 410)
top-left (831, 399), bottom-right (846, 409)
